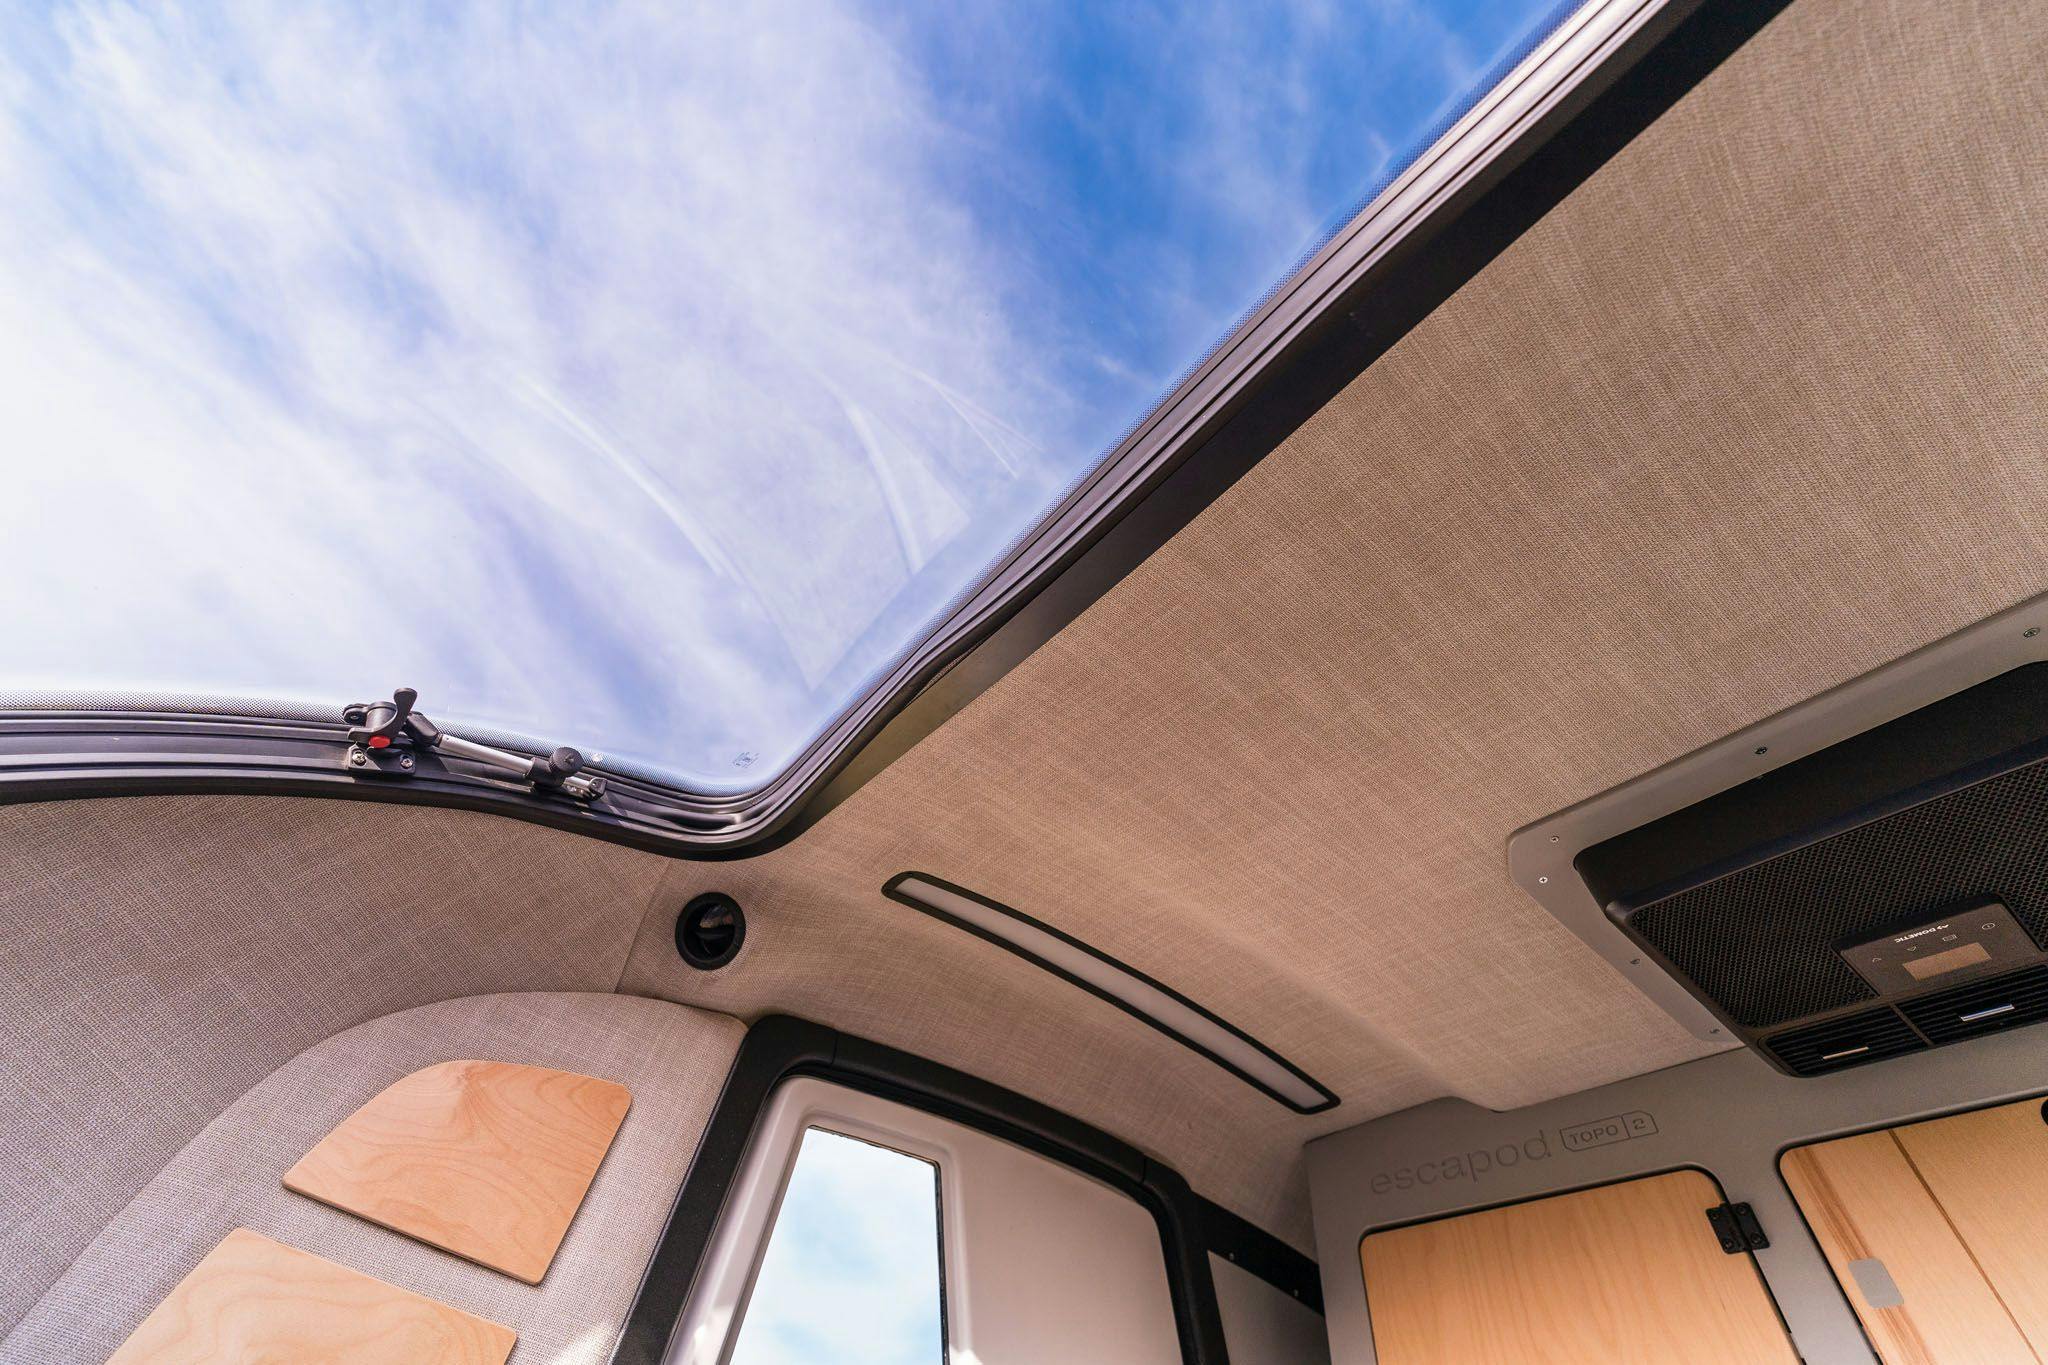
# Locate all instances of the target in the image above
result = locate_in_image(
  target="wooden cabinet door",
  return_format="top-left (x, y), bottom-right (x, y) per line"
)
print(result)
top-left (1359, 1169), bottom-right (1796, 1364)
top-left (1895, 1099), bottom-right (2048, 1352)
top-left (1784, 1097), bottom-right (2048, 1364)
top-left (1783, 1128), bottom-right (2034, 1363)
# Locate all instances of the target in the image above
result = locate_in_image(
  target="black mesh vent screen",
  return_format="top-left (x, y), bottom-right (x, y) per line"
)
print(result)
top-left (1764, 1008), bottom-right (1924, 1076)
top-left (1900, 965), bottom-right (2048, 1045)
top-left (1628, 758), bottom-right (2048, 1028)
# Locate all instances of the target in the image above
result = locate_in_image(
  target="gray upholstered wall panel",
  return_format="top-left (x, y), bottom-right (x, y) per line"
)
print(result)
top-left (0, 797), bottom-right (668, 1335)
top-left (0, 992), bottom-right (744, 1365)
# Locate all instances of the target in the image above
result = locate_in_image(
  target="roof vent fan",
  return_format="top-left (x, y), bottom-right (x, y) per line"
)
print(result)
top-left (1899, 964), bottom-right (2048, 1045)
top-left (1764, 1009), bottom-right (1924, 1077)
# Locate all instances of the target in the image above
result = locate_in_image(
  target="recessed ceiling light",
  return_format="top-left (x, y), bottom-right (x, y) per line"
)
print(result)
top-left (885, 873), bottom-right (1336, 1113)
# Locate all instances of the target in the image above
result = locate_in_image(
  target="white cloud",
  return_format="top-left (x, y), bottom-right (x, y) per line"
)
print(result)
top-left (0, 0), bottom-right (1527, 787)
top-left (728, 1128), bottom-right (944, 1365)
top-left (0, 0), bottom-right (1064, 784)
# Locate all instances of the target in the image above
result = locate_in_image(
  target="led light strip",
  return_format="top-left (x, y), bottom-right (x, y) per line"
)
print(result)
top-left (885, 873), bottom-right (1338, 1114)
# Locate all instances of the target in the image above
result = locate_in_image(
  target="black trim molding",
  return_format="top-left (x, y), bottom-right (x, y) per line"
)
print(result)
top-left (769, 0), bottom-right (1794, 849)
top-left (885, 872), bottom-right (1339, 1114)
top-left (1200, 1198), bottom-right (1325, 1316)
top-left (612, 1016), bottom-right (1320, 1365)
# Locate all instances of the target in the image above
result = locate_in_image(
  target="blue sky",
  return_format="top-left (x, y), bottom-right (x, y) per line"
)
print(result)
top-left (0, 0), bottom-right (1572, 790)
top-left (728, 1129), bottom-right (944, 1365)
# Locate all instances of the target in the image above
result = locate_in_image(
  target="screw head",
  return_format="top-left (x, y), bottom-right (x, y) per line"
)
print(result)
top-left (398, 753), bottom-right (414, 769)
top-left (1755, 746), bottom-right (1769, 756)
top-left (2027, 627), bottom-right (2041, 639)
top-left (348, 748), bottom-right (368, 767)
top-left (1537, 875), bottom-right (1549, 885)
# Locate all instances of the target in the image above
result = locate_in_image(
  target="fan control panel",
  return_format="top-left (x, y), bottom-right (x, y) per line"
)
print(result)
top-left (1840, 898), bottom-right (2037, 997)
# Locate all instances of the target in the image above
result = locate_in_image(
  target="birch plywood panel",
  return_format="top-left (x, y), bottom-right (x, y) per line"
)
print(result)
top-left (105, 1228), bottom-right (514, 1365)
top-left (1781, 1128), bottom-right (2036, 1364)
top-left (1891, 1099), bottom-right (2048, 1358)
top-left (285, 1060), bottom-right (631, 1284)
top-left (1360, 1169), bottom-right (1795, 1364)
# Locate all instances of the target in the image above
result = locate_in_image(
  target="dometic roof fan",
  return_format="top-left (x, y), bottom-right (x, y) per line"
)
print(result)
top-left (1514, 598), bottom-right (2048, 1076)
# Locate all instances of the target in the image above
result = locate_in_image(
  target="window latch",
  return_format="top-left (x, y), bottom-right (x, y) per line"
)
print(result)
top-left (341, 687), bottom-right (605, 800)
top-left (1705, 1201), bottom-right (1769, 1254)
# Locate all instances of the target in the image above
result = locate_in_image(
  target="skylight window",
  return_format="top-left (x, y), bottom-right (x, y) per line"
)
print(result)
top-left (0, 0), bottom-right (1581, 792)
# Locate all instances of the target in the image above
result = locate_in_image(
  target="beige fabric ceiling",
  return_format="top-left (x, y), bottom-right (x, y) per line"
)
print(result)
top-left (627, 0), bottom-right (2048, 1245)
top-left (7, 0), bottom-right (2044, 1288)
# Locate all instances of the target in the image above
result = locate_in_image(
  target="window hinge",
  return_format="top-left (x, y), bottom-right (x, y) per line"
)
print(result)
top-left (342, 687), bottom-right (605, 800)
top-left (1705, 1201), bottom-right (1769, 1254)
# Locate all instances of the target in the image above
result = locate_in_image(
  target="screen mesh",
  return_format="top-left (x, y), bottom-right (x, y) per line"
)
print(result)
top-left (1629, 757), bottom-right (2048, 1028)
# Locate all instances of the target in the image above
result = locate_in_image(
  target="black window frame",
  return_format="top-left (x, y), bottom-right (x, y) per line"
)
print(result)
top-left (610, 1015), bottom-right (1323, 1365)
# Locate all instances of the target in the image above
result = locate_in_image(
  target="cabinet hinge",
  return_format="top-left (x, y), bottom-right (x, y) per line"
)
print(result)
top-left (1706, 1201), bottom-right (1769, 1254)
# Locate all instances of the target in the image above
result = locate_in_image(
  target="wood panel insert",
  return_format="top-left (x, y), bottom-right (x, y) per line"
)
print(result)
top-left (1359, 1168), bottom-right (1796, 1364)
top-left (285, 1059), bottom-right (631, 1285)
top-left (106, 1228), bottom-right (515, 1365)
top-left (1783, 1096), bottom-right (2048, 1364)
top-left (1781, 1129), bottom-right (2033, 1363)
top-left (1895, 1099), bottom-right (2048, 1353)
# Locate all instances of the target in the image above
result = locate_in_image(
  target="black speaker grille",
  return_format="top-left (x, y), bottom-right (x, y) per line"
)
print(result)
top-left (1899, 965), bottom-right (2048, 1045)
top-left (1764, 1008), bottom-right (1925, 1076)
top-left (1627, 756), bottom-right (2048, 1028)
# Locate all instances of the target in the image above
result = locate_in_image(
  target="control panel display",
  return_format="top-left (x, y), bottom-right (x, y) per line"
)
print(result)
top-left (1900, 941), bottom-right (1991, 981)
top-left (1841, 898), bottom-right (2033, 996)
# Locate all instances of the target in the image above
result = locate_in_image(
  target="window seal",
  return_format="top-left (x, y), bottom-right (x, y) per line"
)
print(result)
top-left (0, 0), bottom-right (1785, 855)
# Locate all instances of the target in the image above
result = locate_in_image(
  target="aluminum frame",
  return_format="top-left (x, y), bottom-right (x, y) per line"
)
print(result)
top-left (1307, 1014), bottom-right (2048, 1364)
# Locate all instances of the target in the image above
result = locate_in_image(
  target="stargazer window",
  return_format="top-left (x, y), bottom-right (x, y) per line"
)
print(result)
top-left (0, 0), bottom-right (1580, 792)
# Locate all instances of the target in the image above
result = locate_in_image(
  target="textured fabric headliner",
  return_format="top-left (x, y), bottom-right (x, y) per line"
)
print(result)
top-left (5, 0), bottom-right (2044, 1267)
top-left (625, 0), bottom-right (2048, 1245)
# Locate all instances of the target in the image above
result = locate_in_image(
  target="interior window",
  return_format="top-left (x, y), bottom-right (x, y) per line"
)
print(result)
top-left (728, 1127), bottom-right (945, 1365)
